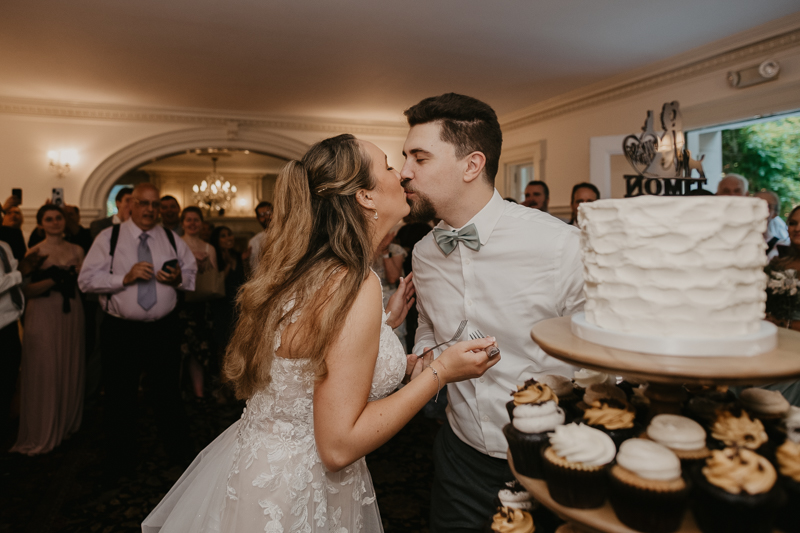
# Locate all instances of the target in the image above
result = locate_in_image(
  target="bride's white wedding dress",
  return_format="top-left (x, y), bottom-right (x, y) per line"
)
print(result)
top-left (142, 300), bottom-right (406, 533)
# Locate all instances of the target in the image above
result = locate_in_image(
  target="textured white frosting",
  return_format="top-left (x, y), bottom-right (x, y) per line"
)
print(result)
top-left (498, 488), bottom-right (533, 510)
top-left (513, 400), bottom-right (565, 433)
top-left (647, 414), bottom-right (707, 451)
top-left (786, 406), bottom-right (800, 444)
top-left (739, 388), bottom-right (791, 416)
top-left (579, 196), bottom-right (768, 338)
top-left (548, 423), bottom-right (616, 466)
top-left (574, 368), bottom-right (616, 388)
top-left (616, 439), bottom-right (682, 481)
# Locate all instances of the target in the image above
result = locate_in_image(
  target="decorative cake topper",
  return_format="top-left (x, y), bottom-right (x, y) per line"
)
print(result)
top-left (623, 101), bottom-right (705, 179)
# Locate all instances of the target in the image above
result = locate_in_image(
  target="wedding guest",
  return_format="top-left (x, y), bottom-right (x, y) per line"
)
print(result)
top-left (0, 240), bottom-right (44, 443)
top-left (716, 173), bottom-right (748, 196)
top-left (11, 205), bottom-right (85, 455)
top-left (199, 221), bottom-right (214, 243)
top-left (159, 195), bottom-right (183, 236)
top-left (755, 190), bottom-right (789, 259)
top-left (0, 219), bottom-right (26, 262)
top-left (3, 205), bottom-right (23, 229)
top-left (180, 207), bottom-right (217, 400)
top-left (372, 228), bottom-right (408, 345)
top-left (401, 93), bottom-right (584, 532)
top-left (522, 180), bottom-right (549, 212)
top-left (568, 182), bottom-right (600, 225)
top-left (244, 201), bottom-right (273, 273)
top-left (29, 204), bottom-right (92, 253)
top-left (767, 205), bottom-right (800, 333)
top-left (90, 187), bottom-right (132, 239)
top-left (78, 183), bottom-right (196, 477)
top-left (209, 226), bottom-right (246, 390)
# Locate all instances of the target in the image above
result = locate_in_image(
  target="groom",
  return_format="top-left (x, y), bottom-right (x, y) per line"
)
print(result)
top-left (401, 93), bottom-right (585, 532)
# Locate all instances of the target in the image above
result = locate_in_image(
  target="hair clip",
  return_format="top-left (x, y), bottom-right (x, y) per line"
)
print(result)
top-left (316, 187), bottom-right (328, 194)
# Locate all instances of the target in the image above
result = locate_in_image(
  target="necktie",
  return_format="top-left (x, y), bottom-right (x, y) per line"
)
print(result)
top-left (0, 246), bottom-right (23, 310)
top-left (137, 233), bottom-right (157, 311)
top-left (433, 223), bottom-right (481, 257)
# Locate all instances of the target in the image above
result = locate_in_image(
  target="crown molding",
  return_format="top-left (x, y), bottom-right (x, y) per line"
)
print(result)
top-left (501, 14), bottom-right (800, 130)
top-left (0, 96), bottom-right (409, 137)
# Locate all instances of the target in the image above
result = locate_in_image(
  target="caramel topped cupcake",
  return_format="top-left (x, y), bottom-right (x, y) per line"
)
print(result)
top-left (703, 448), bottom-right (776, 495)
top-left (583, 399), bottom-right (635, 430)
top-left (512, 380), bottom-right (558, 406)
top-left (490, 506), bottom-right (535, 533)
top-left (710, 410), bottom-right (768, 451)
top-left (691, 447), bottom-right (784, 533)
top-left (777, 439), bottom-right (800, 482)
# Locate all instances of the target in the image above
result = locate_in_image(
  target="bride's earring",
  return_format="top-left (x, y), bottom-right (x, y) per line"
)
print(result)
top-left (373, 210), bottom-right (378, 220)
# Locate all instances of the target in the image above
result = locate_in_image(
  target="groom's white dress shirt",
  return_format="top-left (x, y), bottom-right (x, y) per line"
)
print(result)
top-left (412, 190), bottom-right (585, 459)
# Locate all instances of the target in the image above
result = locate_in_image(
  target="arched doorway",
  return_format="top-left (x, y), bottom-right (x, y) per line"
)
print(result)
top-left (80, 126), bottom-right (308, 219)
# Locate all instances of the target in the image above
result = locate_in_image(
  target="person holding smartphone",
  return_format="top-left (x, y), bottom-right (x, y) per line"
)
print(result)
top-left (78, 183), bottom-right (198, 479)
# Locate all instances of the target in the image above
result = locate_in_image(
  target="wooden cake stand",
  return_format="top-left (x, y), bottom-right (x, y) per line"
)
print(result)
top-left (514, 316), bottom-right (800, 533)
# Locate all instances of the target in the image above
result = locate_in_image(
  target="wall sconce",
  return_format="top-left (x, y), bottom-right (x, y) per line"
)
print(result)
top-left (47, 149), bottom-right (79, 177)
top-left (727, 60), bottom-right (780, 89)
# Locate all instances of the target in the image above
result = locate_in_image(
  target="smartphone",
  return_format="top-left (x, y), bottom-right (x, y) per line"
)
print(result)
top-left (161, 259), bottom-right (179, 272)
top-left (11, 188), bottom-right (21, 203)
top-left (51, 187), bottom-right (64, 206)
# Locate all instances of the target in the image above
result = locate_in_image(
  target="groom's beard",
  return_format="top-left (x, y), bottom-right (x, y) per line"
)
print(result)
top-left (403, 184), bottom-right (437, 223)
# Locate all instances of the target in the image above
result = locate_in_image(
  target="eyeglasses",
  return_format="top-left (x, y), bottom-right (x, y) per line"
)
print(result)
top-left (134, 199), bottom-right (161, 209)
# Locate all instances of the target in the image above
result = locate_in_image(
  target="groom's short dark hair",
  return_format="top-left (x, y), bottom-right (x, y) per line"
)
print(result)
top-left (404, 93), bottom-right (502, 185)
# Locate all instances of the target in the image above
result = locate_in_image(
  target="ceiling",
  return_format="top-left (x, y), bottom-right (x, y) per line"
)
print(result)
top-left (139, 149), bottom-right (288, 175)
top-left (2, 1), bottom-right (799, 122)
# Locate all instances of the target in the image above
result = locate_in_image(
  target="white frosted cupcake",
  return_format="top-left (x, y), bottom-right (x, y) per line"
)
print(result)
top-left (504, 400), bottom-right (565, 479)
top-left (541, 423), bottom-right (616, 508)
top-left (740, 388), bottom-right (791, 421)
top-left (497, 481), bottom-right (533, 511)
top-left (647, 414), bottom-right (710, 463)
top-left (608, 439), bottom-right (690, 533)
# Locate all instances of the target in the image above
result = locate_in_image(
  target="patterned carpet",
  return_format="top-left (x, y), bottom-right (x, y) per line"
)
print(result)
top-left (0, 394), bottom-right (445, 533)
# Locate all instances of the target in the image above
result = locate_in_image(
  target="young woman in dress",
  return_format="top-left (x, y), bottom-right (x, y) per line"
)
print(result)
top-left (11, 204), bottom-right (85, 455)
top-left (143, 134), bottom-right (499, 532)
top-left (180, 207), bottom-right (217, 400)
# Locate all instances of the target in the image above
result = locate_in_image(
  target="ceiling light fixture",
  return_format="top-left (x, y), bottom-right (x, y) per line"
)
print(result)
top-left (192, 156), bottom-right (237, 216)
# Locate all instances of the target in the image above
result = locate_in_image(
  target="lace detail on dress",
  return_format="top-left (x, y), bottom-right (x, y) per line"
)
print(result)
top-left (221, 288), bottom-right (406, 533)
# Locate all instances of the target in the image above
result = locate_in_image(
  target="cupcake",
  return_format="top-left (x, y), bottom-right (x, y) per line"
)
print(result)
top-left (506, 379), bottom-right (559, 422)
top-left (582, 383), bottom-right (627, 405)
top-left (786, 406), bottom-right (800, 444)
top-left (646, 414), bottom-right (710, 465)
top-left (581, 398), bottom-right (641, 449)
top-left (683, 391), bottom-right (737, 430)
top-left (608, 439), bottom-right (690, 533)
top-left (541, 423), bottom-right (616, 509)
top-left (709, 409), bottom-right (768, 452)
top-left (775, 439), bottom-right (800, 533)
top-left (739, 388), bottom-right (791, 421)
top-left (504, 400), bottom-right (565, 478)
top-left (488, 506), bottom-right (535, 533)
top-left (496, 481), bottom-right (533, 511)
top-left (573, 368), bottom-right (615, 397)
top-left (691, 447), bottom-right (785, 533)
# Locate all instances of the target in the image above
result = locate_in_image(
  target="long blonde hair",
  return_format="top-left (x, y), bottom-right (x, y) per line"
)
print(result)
top-left (223, 134), bottom-right (375, 399)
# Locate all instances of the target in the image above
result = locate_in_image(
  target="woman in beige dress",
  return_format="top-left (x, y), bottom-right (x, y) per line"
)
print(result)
top-left (11, 204), bottom-right (85, 455)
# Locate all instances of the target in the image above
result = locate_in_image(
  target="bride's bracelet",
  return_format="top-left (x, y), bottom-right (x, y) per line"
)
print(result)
top-left (428, 364), bottom-right (441, 403)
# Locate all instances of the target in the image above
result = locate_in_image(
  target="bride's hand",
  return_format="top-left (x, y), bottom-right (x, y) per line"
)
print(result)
top-left (385, 272), bottom-right (415, 329)
top-left (433, 337), bottom-right (500, 385)
top-left (403, 346), bottom-right (432, 384)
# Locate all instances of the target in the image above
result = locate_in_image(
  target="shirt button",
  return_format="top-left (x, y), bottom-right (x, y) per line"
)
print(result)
top-left (482, 415), bottom-right (489, 422)
top-left (479, 378), bottom-right (485, 383)
top-left (467, 300), bottom-right (473, 306)
top-left (465, 259), bottom-right (471, 265)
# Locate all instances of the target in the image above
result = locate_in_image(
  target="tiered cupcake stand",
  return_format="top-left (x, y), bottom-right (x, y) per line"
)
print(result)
top-left (508, 316), bottom-right (800, 533)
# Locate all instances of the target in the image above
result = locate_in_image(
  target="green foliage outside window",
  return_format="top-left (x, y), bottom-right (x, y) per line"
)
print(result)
top-left (721, 116), bottom-right (800, 218)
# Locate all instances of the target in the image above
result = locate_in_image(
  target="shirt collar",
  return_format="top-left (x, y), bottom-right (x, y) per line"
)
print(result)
top-left (125, 218), bottom-right (156, 240)
top-left (438, 189), bottom-right (505, 246)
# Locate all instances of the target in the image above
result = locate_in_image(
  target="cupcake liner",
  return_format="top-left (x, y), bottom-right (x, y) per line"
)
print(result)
top-left (776, 476), bottom-right (800, 533)
top-left (503, 424), bottom-right (549, 479)
top-left (541, 446), bottom-right (609, 509)
top-left (506, 400), bottom-right (516, 423)
top-left (608, 467), bottom-right (690, 533)
top-left (689, 462), bottom-right (786, 533)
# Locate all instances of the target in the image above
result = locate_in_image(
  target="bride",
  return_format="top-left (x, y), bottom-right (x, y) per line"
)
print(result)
top-left (142, 134), bottom-right (500, 532)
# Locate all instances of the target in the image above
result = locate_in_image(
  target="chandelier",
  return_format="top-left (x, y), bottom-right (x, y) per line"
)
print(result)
top-left (192, 156), bottom-right (237, 216)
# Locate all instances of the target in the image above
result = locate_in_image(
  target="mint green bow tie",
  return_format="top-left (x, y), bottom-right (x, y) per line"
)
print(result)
top-left (433, 223), bottom-right (481, 256)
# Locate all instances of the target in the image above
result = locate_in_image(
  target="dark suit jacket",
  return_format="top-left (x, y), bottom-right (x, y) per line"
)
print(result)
top-left (0, 226), bottom-right (26, 261)
top-left (90, 217), bottom-right (115, 239)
